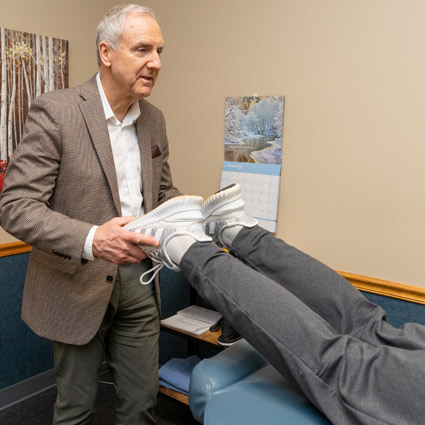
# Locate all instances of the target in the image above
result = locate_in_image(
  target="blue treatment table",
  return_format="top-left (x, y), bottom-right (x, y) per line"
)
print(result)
top-left (189, 339), bottom-right (331, 425)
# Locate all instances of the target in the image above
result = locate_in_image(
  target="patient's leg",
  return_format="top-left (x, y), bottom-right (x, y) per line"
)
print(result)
top-left (228, 225), bottom-right (425, 350)
top-left (181, 241), bottom-right (425, 425)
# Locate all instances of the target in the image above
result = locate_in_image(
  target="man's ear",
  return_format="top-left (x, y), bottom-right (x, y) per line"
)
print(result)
top-left (98, 41), bottom-right (113, 68)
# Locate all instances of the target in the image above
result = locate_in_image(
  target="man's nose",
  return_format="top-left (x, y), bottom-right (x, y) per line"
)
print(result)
top-left (148, 52), bottom-right (162, 70)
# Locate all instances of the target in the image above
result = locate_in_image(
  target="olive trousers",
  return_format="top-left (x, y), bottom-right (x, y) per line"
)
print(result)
top-left (53, 261), bottom-right (159, 425)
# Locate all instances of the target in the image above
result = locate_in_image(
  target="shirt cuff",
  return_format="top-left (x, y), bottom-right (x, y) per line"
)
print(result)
top-left (81, 225), bottom-right (98, 260)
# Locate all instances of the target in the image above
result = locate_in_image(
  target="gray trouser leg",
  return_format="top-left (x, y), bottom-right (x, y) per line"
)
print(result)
top-left (181, 242), bottom-right (425, 425)
top-left (230, 226), bottom-right (425, 349)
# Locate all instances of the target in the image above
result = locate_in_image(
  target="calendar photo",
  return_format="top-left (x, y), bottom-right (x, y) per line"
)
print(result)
top-left (224, 95), bottom-right (284, 165)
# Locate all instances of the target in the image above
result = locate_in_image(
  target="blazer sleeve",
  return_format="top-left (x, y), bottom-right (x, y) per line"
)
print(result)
top-left (0, 94), bottom-right (93, 263)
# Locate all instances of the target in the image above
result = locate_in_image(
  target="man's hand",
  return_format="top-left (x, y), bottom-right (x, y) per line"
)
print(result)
top-left (92, 217), bottom-right (159, 265)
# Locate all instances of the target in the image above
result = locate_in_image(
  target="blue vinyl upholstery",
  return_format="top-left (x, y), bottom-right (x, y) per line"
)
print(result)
top-left (189, 339), bottom-right (331, 425)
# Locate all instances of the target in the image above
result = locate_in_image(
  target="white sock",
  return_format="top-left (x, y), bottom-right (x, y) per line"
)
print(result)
top-left (220, 225), bottom-right (243, 247)
top-left (166, 235), bottom-right (197, 266)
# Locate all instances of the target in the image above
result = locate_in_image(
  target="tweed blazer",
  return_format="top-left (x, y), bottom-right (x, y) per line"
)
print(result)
top-left (0, 75), bottom-right (181, 345)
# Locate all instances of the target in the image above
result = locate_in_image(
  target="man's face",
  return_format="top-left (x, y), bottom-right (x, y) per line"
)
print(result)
top-left (107, 12), bottom-right (164, 100)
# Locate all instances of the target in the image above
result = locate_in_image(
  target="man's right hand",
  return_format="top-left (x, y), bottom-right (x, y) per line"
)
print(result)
top-left (92, 217), bottom-right (159, 265)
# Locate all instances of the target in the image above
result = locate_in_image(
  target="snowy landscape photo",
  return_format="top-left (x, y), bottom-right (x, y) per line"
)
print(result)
top-left (224, 95), bottom-right (284, 164)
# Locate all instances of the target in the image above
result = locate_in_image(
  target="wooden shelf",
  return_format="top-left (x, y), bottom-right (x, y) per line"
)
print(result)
top-left (159, 323), bottom-right (222, 405)
top-left (158, 386), bottom-right (189, 405)
top-left (160, 323), bottom-right (221, 346)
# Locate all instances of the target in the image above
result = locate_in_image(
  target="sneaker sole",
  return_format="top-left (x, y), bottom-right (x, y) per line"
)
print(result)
top-left (125, 195), bottom-right (204, 232)
top-left (217, 336), bottom-right (244, 347)
top-left (202, 184), bottom-right (244, 221)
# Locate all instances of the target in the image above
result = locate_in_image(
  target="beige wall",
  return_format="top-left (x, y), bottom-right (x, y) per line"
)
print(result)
top-left (0, 0), bottom-right (117, 242)
top-left (1, 0), bottom-right (425, 288)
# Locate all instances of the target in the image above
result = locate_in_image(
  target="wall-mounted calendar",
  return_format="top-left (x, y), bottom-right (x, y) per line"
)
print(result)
top-left (222, 95), bottom-right (284, 233)
top-left (221, 162), bottom-right (281, 232)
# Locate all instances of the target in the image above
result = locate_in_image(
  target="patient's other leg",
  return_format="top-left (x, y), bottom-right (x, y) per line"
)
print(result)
top-left (228, 225), bottom-right (425, 350)
top-left (203, 183), bottom-right (425, 350)
top-left (181, 241), bottom-right (425, 425)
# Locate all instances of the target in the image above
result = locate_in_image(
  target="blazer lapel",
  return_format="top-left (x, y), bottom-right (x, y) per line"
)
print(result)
top-left (136, 101), bottom-right (153, 213)
top-left (78, 76), bottom-right (121, 216)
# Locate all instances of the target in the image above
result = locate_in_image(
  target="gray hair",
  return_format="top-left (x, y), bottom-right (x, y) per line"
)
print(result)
top-left (96, 4), bottom-right (157, 65)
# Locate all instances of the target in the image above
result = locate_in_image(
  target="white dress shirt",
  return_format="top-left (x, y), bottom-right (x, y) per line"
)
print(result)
top-left (81, 74), bottom-right (144, 260)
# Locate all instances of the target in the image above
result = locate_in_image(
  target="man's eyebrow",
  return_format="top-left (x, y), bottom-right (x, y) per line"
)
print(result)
top-left (132, 41), bottom-right (166, 50)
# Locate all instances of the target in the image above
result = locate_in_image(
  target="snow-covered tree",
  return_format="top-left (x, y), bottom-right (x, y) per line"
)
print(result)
top-left (244, 97), bottom-right (279, 135)
top-left (225, 97), bottom-right (245, 144)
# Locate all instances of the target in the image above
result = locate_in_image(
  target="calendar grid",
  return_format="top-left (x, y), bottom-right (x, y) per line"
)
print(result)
top-left (220, 162), bottom-right (281, 233)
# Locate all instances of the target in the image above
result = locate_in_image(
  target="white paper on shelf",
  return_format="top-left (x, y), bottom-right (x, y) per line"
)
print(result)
top-left (177, 305), bottom-right (221, 324)
top-left (161, 305), bottom-right (221, 335)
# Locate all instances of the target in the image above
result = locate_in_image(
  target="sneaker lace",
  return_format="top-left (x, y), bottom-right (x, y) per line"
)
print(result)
top-left (139, 257), bottom-right (164, 285)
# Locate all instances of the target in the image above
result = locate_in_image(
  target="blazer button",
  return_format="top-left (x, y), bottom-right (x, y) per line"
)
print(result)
top-left (106, 275), bottom-right (114, 283)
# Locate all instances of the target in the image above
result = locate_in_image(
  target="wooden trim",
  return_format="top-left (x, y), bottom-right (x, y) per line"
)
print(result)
top-left (1, 242), bottom-right (424, 305)
top-left (337, 270), bottom-right (425, 305)
top-left (0, 241), bottom-right (31, 257)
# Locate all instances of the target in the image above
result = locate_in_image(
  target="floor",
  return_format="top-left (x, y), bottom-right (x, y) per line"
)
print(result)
top-left (0, 373), bottom-right (200, 425)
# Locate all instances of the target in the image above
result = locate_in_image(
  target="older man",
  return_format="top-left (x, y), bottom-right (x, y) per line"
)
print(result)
top-left (0, 4), bottom-right (180, 424)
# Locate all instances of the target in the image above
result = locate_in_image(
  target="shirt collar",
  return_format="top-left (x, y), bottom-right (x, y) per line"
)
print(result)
top-left (96, 73), bottom-right (141, 125)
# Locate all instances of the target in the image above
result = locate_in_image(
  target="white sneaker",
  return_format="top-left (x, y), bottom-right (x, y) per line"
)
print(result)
top-left (202, 184), bottom-right (258, 246)
top-left (125, 195), bottom-right (212, 284)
